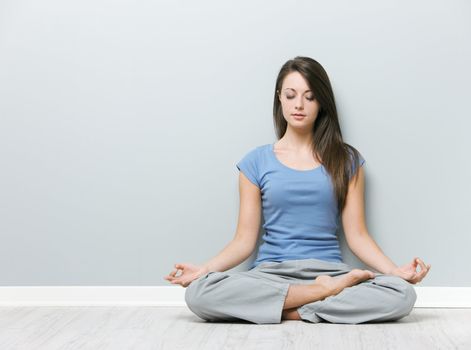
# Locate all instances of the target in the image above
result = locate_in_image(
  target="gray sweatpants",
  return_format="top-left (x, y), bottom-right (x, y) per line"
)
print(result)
top-left (184, 258), bottom-right (417, 324)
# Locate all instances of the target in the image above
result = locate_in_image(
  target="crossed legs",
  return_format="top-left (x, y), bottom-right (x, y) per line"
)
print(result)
top-left (281, 269), bottom-right (375, 320)
top-left (185, 263), bottom-right (417, 324)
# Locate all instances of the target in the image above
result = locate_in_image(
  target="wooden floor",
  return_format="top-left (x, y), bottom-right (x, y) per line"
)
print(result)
top-left (0, 307), bottom-right (470, 349)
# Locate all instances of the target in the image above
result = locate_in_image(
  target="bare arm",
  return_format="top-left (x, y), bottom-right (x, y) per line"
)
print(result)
top-left (342, 165), bottom-right (431, 283)
top-left (202, 238), bottom-right (256, 272)
top-left (341, 166), bottom-right (398, 274)
top-left (202, 171), bottom-right (262, 272)
top-left (164, 171), bottom-right (262, 286)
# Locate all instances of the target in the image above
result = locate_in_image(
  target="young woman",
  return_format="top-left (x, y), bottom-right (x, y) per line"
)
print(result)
top-left (164, 56), bottom-right (431, 324)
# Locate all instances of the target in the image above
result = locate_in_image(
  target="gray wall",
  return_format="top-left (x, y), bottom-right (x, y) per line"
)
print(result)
top-left (0, 0), bottom-right (469, 286)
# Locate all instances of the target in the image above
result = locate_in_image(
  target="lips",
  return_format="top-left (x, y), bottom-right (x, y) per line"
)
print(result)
top-left (292, 114), bottom-right (306, 116)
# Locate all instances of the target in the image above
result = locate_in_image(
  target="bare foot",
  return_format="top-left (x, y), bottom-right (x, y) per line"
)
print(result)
top-left (313, 269), bottom-right (375, 297)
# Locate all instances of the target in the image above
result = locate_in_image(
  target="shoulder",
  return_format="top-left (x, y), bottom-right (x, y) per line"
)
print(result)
top-left (344, 144), bottom-right (366, 180)
top-left (240, 143), bottom-right (270, 159)
top-left (236, 143), bottom-right (270, 172)
top-left (236, 144), bottom-right (270, 187)
top-left (345, 144), bottom-right (365, 164)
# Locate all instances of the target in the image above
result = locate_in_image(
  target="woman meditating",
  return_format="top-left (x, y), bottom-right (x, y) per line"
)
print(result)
top-left (164, 56), bottom-right (431, 324)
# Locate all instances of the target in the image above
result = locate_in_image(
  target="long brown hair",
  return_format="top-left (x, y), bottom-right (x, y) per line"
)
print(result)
top-left (273, 56), bottom-right (362, 213)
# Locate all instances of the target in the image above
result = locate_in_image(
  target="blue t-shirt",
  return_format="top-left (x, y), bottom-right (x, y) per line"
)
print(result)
top-left (236, 143), bottom-right (365, 270)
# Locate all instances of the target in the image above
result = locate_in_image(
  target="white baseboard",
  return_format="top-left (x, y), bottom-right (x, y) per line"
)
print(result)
top-left (0, 287), bottom-right (469, 308)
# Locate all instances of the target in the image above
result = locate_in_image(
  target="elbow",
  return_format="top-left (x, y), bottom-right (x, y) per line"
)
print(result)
top-left (345, 230), bottom-right (369, 248)
top-left (233, 237), bottom-right (257, 258)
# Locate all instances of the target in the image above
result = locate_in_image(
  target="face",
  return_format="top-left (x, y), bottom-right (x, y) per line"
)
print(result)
top-left (278, 71), bottom-right (321, 127)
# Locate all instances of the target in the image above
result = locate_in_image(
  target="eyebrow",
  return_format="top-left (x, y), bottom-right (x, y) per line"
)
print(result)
top-left (284, 88), bottom-right (312, 93)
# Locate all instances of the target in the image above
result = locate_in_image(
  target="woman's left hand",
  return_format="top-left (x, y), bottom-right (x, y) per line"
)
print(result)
top-left (389, 257), bottom-right (431, 284)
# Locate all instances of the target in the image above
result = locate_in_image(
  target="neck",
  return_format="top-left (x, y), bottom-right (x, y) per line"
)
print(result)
top-left (278, 127), bottom-right (314, 152)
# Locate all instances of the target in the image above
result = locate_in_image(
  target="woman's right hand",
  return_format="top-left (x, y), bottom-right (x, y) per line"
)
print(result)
top-left (164, 263), bottom-right (210, 288)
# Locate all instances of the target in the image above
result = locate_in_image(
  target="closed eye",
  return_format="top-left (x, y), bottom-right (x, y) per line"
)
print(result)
top-left (286, 96), bottom-right (315, 101)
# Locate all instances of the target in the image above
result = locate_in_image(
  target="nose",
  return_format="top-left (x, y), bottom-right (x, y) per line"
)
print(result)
top-left (295, 96), bottom-right (304, 110)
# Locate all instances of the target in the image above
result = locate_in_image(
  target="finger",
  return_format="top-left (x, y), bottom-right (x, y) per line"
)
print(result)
top-left (420, 260), bottom-right (430, 280)
top-left (415, 273), bottom-right (425, 283)
top-left (416, 258), bottom-right (428, 273)
top-left (417, 265), bottom-right (429, 280)
top-left (164, 272), bottom-right (174, 280)
top-left (416, 269), bottom-right (427, 281)
top-left (412, 259), bottom-right (420, 271)
top-left (412, 271), bottom-right (423, 283)
top-left (415, 262), bottom-right (427, 276)
top-left (420, 264), bottom-right (431, 278)
top-left (165, 273), bottom-right (178, 281)
top-left (409, 269), bottom-right (422, 282)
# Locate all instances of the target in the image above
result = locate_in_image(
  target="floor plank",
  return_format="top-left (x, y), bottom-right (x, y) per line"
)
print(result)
top-left (0, 307), bottom-right (469, 349)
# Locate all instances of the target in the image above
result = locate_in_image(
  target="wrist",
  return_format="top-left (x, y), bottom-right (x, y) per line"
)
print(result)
top-left (385, 266), bottom-right (398, 275)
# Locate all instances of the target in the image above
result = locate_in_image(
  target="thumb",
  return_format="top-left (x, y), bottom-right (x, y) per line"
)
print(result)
top-left (175, 263), bottom-right (186, 270)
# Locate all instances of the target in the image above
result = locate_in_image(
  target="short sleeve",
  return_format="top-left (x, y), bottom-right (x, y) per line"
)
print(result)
top-left (236, 148), bottom-right (260, 187)
top-left (348, 147), bottom-right (366, 180)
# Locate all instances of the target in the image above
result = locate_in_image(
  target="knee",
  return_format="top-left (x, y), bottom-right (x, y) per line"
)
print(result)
top-left (396, 279), bottom-right (416, 317)
top-left (184, 280), bottom-right (197, 307)
top-left (185, 277), bottom-right (207, 317)
top-left (184, 272), bottom-right (220, 321)
top-left (379, 275), bottom-right (417, 318)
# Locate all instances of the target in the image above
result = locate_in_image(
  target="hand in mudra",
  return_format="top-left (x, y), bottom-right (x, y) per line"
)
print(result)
top-left (164, 263), bottom-right (209, 288)
top-left (390, 257), bottom-right (431, 284)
